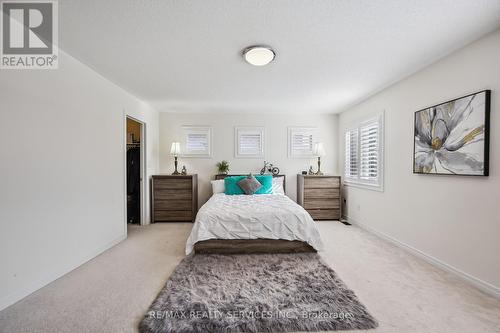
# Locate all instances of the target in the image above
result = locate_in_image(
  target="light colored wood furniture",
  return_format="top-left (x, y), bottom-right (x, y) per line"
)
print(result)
top-left (151, 175), bottom-right (198, 222)
top-left (297, 175), bottom-right (341, 220)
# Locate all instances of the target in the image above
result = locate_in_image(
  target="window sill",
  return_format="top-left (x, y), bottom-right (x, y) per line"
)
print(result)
top-left (343, 180), bottom-right (384, 192)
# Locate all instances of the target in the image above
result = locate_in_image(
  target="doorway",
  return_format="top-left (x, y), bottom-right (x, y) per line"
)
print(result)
top-left (126, 117), bottom-right (145, 225)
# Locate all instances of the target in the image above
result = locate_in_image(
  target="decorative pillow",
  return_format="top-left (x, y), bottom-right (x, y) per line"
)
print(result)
top-left (272, 177), bottom-right (285, 195)
top-left (211, 179), bottom-right (225, 194)
top-left (254, 175), bottom-right (273, 194)
top-left (237, 175), bottom-right (263, 195)
top-left (224, 176), bottom-right (246, 195)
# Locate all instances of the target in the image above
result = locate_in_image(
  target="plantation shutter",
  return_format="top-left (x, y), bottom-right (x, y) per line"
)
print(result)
top-left (344, 113), bottom-right (383, 189)
top-left (239, 133), bottom-right (262, 155)
top-left (236, 127), bottom-right (264, 158)
top-left (186, 133), bottom-right (208, 153)
top-left (291, 132), bottom-right (314, 156)
top-left (359, 121), bottom-right (379, 181)
top-left (183, 127), bottom-right (211, 157)
top-left (288, 127), bottom-right (318, 158)
top-left (345, 129), bottom-right (359, 178)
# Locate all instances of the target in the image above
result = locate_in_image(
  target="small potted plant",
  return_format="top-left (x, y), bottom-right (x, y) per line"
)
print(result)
top-left (216, 160), bottom-right (230, 175)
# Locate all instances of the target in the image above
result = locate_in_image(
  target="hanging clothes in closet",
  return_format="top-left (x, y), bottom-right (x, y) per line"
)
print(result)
top-left (127, 146), bottom-right (141, 224)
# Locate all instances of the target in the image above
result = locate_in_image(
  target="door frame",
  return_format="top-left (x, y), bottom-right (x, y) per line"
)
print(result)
top-left (124, 114), bottom-right (147, 229)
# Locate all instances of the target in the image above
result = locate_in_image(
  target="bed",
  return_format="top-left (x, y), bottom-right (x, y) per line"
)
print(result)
top-left (186, 175), bottom-right (324, 255)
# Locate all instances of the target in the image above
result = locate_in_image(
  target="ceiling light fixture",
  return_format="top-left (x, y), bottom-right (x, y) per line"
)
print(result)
top-left (243, 46), bottom-right (275, 66)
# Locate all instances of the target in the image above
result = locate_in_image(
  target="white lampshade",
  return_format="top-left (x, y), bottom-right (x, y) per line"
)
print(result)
top-left (313, 142), bottom-right (326, 157)
top-left (170, 142), bottom-right (181, 156)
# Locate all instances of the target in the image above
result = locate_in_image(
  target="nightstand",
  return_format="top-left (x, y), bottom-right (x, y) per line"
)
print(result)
top-left (297, 175), bottom-right (341, 220)
top-left (151, 175), bottom-right (198, 222)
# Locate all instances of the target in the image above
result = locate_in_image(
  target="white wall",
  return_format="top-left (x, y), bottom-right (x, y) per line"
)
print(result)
top-left (0, 50), bottom-right (159, 310)
top-left (159, 113), bottom-right (339, 205)
top-left (338, 29), bottom-right (500, 294)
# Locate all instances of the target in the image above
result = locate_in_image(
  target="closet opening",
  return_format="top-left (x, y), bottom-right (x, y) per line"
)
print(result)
top-left (126, 116), bottom-right (145, 225)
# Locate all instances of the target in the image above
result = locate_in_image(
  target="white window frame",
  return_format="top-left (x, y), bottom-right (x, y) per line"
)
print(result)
top-left (344, 111), bottom-right (384, 191)
top-left (234, 126), bottom-right (265, 158)
top-left (182, 126), bottom-right (212, 158)
top-left (287, 127), bottom-right (319, 158)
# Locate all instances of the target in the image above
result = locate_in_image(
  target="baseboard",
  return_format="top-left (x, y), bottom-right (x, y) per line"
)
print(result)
top-left (0, 233), bottom-right (127, 311)
top-left (344, 215), bottom-right (500, 299)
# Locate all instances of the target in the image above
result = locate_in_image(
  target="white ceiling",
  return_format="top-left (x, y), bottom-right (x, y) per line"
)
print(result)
top-left (59, 0), bottom-right (500, 113)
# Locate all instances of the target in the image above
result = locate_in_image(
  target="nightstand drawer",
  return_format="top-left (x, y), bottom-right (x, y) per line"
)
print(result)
top-left (304, 199), bottom-right (340, 209)
top-left (304, 177), bottom-right (340, 188)
top-left (304, 188), bottom-right (340, 199)
top-left (154, 189), bottom-right (192, 200)
top-left (153, 178), bottom-right (191, 190)
top-left (154, 200), bottom-right (192, 210)
top-left (307, 209), bottom-right (340, 220)
top-left (154, 210), bottom-right (192, 222)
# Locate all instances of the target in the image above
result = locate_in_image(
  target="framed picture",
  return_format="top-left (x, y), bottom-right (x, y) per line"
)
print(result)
top-left (413, 90), bottom-right (490, 176)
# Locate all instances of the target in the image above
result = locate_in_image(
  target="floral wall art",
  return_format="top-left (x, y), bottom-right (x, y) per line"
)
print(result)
top-left (414, 90), bottom-right (490, 176)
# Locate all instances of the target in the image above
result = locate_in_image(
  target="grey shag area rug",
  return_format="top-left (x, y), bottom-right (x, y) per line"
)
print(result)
top-left (140, 253), bottom-right (377, 333)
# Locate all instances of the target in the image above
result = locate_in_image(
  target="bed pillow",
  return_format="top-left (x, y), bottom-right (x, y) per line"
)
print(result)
top-left (211, 179), bottom-right (225, 194)
top-left (254, 175), bottom-right (273, 194)
top-left (237, 175), bottom-right (263, 195)
top-left (272, 177), bottom-right (285, 195)
top-left (224, 176), bottom-right (246, 195)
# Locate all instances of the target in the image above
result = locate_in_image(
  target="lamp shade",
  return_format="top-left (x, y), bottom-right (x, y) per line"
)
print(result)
top-left (313, 142), bottom-right (326, 157)
top-left (170, 142), bottom-right (181, 156)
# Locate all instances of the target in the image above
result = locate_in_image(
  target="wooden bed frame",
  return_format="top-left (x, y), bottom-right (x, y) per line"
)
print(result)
top-left (194, 239), bottom-right (316, 254)
top-left (193, 174), bottom-right (316, 255)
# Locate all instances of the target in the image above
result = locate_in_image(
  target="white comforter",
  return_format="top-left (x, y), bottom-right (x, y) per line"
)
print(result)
top-left (185, 193), bottom-right (324, 254)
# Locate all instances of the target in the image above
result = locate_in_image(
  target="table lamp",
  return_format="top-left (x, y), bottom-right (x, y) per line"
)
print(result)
top-left (170, 142), bottom-right (181, 175)
top-left (313, 142), bottom-right (326, 175)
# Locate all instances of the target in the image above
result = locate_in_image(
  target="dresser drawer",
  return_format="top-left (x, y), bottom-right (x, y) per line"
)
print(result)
top-left (304, 177), bottom-right (340, 188)
top-left (153, 178), bottom-right (191, 190)
top-left (307, 209), bottom-right (340, 220)
top-left (304, 188), bottom-right (340, 199)
top-left (154, 200), bottom-right (192, 210)
top-left (154, 189), bottom-right (192, 200)
top-left (154, 210), bottom-right (192, 222)
top-left (304, 198), bottom-right (340, 209)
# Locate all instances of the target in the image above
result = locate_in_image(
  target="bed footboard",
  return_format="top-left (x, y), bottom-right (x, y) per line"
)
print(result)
top-left (193, 239), bottom-right (316, 254)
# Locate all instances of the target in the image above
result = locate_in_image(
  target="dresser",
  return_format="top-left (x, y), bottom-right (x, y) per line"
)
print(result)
top-left (151, 175), bottom-right (198, 222)
top-left (297, 175), bottom-right (341, 220)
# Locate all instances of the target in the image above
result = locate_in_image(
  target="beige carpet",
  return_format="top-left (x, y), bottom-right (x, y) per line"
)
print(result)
top-left (0, 222), bottom-right (499, 333)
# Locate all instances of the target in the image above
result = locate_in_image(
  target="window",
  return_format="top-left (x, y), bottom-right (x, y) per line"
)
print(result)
top-left (182, 126), bottom-right (212, 157)
top-left (235, 127), bottom-right (264, 158)
top-left (288, 127), bottom-right (318, 158)
top-left (359, 122), bottom-right (379, 180)
top-left (344, 112), bottom-right (384, 190)
top-left (345, 129), bottom-right (359, 178)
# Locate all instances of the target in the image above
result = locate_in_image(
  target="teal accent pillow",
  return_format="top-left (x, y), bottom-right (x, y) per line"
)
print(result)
top-left (224, 175), bottom-right (274, 195)
top-left (224, 176), bottom-right (246, 195)
top-left (254, 175), bottom-right (273, 194)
